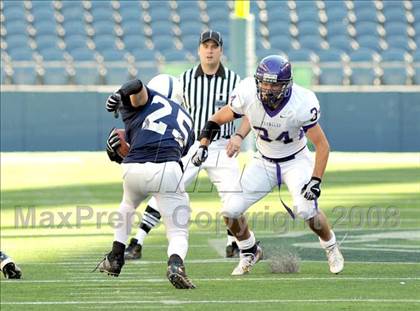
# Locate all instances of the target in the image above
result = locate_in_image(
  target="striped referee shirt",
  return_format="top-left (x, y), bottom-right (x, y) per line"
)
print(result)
top-left (180, 63), bottom-right (240, 140)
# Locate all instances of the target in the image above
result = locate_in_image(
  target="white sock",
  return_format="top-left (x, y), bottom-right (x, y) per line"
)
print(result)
top-left (135, 229), bottom-right (148, 245)
top-left (236, 231), bottom-right (256, 250)
top-left (113, 202), bottom-right (135, 245)
top-left (167, 235), bottom-right (188, 261)
top-left (319, 230), bottom-right (336, 249)
top-left (227, 234), bottom-right (236, 246)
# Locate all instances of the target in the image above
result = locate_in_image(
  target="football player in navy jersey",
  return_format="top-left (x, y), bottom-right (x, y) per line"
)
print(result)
top-left (96, 75), bottom-right (196, 289)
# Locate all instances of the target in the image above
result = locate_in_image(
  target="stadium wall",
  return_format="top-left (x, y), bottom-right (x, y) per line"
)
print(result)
top-left (1, 87), bottom-right (419, 152)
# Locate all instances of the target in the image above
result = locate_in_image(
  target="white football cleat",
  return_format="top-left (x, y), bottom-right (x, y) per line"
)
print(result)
top-left (325, 244), bottom-right (344, 274)
top-left (231, 244), bottom-right (263, 276)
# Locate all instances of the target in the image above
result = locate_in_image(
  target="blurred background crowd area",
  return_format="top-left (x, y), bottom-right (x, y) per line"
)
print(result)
top-left (1, 0), bottom-right (419, 86)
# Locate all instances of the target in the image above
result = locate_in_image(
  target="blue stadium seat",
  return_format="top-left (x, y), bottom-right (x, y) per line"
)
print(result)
top-left (4, 20), bottom-right (28, 36)
top-left (149, 7), bottom-right (171, 23)
top-left (35, 35), bottom-right (60, 51)
top-left (413, 66), bottom-right (420, 85)
top-left (286, 49), bottom-right (317, 62)
top-left (62, 20), bottom-right (88, 36)
top-left (357, 35), bottom-right (383, 52)
top-left (266, 1), bottom-right (289, 20)
top-left (12, 65), bottom-right (39, 84)
top-left (90, 1), bottom-right (114, 10)
top-left (299, 36), bottom-right (325, 52)
top-left (161, 49), bottom-right (190, 62)
top-left (3, 6), bottom-right (26, 21)
top-left (296, 7), bottom-right (320, 23)
top-left (39, 48), bottom-right (65, 61)
top-left (326, 20), bottom-right (349, 37)
top-left (381, 66), bottom-right (407, 85)
top-left (34, 21), bottom-right (58, 36)
top-left (153, 35), bottom-right (176, 51)
top-left (151, 20), bottom-right (174, 36)
top-left (317, 48), bottom-right (347, 62)
top-left (383, 9), bottom-right (407, 23)
top-left (32, 10), bottom-right (56, 26)
top-left (132, 64), bottom-right (158, 83)
top-left (100, 48), bottom-right (127, 62)
top-left (121, 20), bottom-right (145, 36)
top-left (65, 34), bottom-right (88, 51)
top-left (266, 19), bottom-right (290, 32)
top-left (93, 35), bottom-right (116, 51)
top-left (355, 21), bottom-right (380, 37)
top-left (354, 9), bottom-right (378, 23)
top-left (61, 4), bottom-right (85, 20)
top-left (384, 22), bottom-right (407, 37)
top-left (298, 21), bottom-right (321, 37)
top-left (119, 9), bottom-right (142, 23)
top-left (386, 36), bottom-right (413, 52)
top-left (353, 0), bottom-right (376, 11)
top-left (270, 34), bottom-right (293, 52)
top-left (350, 67), bottom-right (377, 85)
top-left (103, 64), bottom-right (131, 85)
top-left (8, 48), bottom-right (34, 61)
top-left (130, 49), bottom-right (157, 62)
top-left (178, 7), bottom-right (201, 23)
top-left (69, 47), bottom-right (96, 61)
top-left (179, 21), bottom-right (205, 37)
top-left (5, 34), bottom-right (30, 50)
top-left (349, 48), bottom-right (377, 62)
top-left (325, 6), bottom-right (348, 22)
top-left (72, 65), bottom-right (101, 85)
top-left (42, 66), bottom-right (70, 85)
top-left (207, 6), bottom-right (229, 23)
top-left (182, 35), bottom-right (199, 53)
top-left (119, 0), bottom-right (141, 12)
top-left (328, 35), bottom-right (354, 53)
top-left (381, 48), bottom-right (408, 62)
top-left (319, 66), bottom-right (345, 85)
top-left (92, 20), bottom-right (116, 36)
top-left (123, 35), bottom-right (148, 53)
top-left (412, 50), bottom-right (420, 63)
top-left (90, 7), bottom-right (115, 22)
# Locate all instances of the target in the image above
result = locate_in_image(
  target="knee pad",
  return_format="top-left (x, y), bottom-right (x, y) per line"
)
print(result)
top-left (220, 194), bottom-right (246, 219)
top-left (294, 198), bottom-right (318, 220)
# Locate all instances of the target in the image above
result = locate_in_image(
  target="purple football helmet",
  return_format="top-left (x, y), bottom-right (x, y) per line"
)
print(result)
top-left (255, 55), bottom-right (293, 110)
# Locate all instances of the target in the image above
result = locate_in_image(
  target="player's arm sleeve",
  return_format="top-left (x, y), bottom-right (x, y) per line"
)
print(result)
top-left (299, 91), bottom-right (321, 132)
top-left (228, 80), bottom-right (246, 118)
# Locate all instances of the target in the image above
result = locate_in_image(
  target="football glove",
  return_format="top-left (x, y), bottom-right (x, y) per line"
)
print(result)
top-left (106, 128), bottom-right (123, 164)
top-left (106, 91), bottom-right (122, 112)
top-left (301, 177), bottom-right (322, 200)
top-left (191, 145), bottom-right (208, 166)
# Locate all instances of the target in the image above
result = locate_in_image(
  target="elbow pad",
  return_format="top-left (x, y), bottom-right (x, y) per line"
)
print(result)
top-left (119, 79), bottom-right (143, 97)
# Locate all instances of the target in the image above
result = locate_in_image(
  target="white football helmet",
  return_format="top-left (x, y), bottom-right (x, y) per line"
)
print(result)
top-left (147, 74), bottom-right (184, 106)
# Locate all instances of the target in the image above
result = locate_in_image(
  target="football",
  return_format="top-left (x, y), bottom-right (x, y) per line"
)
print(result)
top-left (115, 128), bottom-right (130, 158)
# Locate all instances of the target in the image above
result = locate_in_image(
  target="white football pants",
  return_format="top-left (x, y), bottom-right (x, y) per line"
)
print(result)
top-left (222, 148), bottom-right (319, 220)
top-left (115, 161), bottom-right (190, 260)
top-left (147, 139), bottom-right (241, 209)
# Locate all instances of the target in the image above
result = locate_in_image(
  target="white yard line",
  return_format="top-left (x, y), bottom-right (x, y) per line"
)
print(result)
top-left (1, 299), bottom-right (420, 305)
top-left (23, 258), bottom-right (420, 265)
top-left (2, 276), bottom-right (420, 284)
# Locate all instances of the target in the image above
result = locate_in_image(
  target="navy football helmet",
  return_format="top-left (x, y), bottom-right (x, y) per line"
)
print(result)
top-left (255, 55), bottom-right (293, 110)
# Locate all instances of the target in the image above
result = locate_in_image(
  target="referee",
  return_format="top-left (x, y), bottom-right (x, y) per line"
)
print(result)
top-left (124, 30), bottom-right (249, 259)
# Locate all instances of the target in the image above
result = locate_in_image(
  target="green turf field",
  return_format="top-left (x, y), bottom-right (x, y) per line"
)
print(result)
top-left (1, 152), bottom-right (419, 310)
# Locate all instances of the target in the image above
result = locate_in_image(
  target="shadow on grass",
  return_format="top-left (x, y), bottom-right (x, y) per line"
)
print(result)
top-left (1, 167), bottom-right (419, 210)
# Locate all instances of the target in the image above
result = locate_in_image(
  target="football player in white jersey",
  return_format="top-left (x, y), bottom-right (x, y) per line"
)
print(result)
top-left (192, 55), bottom-right (344, 275)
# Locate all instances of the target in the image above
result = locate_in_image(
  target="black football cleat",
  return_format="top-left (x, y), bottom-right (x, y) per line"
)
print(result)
top-left (226, 241), bottom-right (240, 258)
top-left (2, 262), bottom-right (22, 279)
top-left (124, 238), bottom-right (142, 260)
top-left (96, 252), bottom-right (125, 277)
top-left (166, 255), bottom-right (196, 289)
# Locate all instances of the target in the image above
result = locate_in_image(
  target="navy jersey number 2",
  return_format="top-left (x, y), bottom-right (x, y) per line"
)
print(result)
top-left (123, 90), bottom-right (195, 164)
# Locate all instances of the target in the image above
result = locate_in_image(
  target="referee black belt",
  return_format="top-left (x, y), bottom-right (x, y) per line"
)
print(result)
top-left (261, 146), bottom-right (307, 163)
